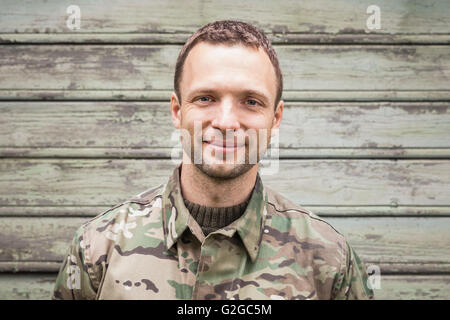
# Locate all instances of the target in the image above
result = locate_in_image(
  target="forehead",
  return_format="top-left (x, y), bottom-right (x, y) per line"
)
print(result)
top-left (181, 42), bottom-right (277, 99)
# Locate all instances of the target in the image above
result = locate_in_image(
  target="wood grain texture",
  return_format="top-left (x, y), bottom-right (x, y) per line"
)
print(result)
top-left (0, 45), bottom-right (449, 95)
top-left (1, 261), bottom-right (449, 274)
top-left (0, 273), bottom-right (449, 300)
top-left (3, 33), bottom-right (450, 45)
top-left (376, 275), bottom-right (450, 300)
top-left (0, 273), bottom-right (56, 300)
top-left (1, 101), bottom-right (449, 158)
top-left (0, 216), bottom-right (449, 272)
top-left (328, 217), bottom-right (450, 267)
top-left (2, 89), bottom-right (450, 102)
top-left (2, 205), bottom-right (450, 218)
top-left (1, 0), bottom-right (449, 44)
top-left (0, 159), bottom-right (448, 207)
top-left (3, 147), bottom-right (450, 159)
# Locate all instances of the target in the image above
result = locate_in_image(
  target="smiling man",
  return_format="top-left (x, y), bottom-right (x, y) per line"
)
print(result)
top-left (53, 20), bottom-right (374, 300)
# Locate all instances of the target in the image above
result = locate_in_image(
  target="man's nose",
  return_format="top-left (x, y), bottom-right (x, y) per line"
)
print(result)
top-left (211, 100), bottom-right (240, 130)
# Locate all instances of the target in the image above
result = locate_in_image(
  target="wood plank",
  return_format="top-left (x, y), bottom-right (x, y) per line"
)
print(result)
top-left (0, 273), bottom-right (56, 300)
top-left (2, 205), bottom-right (450, 218)
top-left (3, 147), bottom-right (450, 159)
top-left (1, 0), bottom-right (449, 44)
top-left (0, 45), bottom-right (449, 95)
top-left (0, 217), bottom-right (449, 272)
top-left (2, 33), bottom-right (450, 45)
top-left (1, 102), bottom-right (449, 158)
top-left (0, 159), bottom-right (448, 207)
top-left (376, 275), bottom-right (450, 300)
top-left (2, 89), bottom-right (450, 101)
top-left (0, 273), bottom-right (449, 300)
top-left (0, 261), bottom-right (61, 273)
top-left (3, 261), bottom-right (450, 274)
top-left (0, 217), bottom-right (84, 263)
top-left (328, 217), bottom-right (450, 266)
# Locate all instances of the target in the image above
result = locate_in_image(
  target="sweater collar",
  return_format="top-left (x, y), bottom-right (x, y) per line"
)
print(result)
top-left (162, 165), bottom-right (267, 263)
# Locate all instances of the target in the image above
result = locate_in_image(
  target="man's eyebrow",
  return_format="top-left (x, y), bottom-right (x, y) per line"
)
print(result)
top-left (188, 88), bottom-right (270, 104)
top-left (188, 88), bottom-right (217, 96)
top-left (241, 90), bottom-right (270, 104)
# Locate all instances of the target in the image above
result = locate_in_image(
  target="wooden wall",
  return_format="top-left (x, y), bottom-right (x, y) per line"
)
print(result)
top-left (0, 0), bottom-right (449, 299)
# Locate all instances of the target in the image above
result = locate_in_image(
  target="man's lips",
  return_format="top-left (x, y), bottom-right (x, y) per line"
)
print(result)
top-left (203, 140), bottom-right (245, 148)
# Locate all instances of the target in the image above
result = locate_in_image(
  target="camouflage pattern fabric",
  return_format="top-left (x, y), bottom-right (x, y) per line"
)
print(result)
top-left (53, 165), bottom-right (374, 300)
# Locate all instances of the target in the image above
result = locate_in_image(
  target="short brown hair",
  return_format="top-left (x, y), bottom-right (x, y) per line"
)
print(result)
top-left (174, 20), bottom-right (283, 109)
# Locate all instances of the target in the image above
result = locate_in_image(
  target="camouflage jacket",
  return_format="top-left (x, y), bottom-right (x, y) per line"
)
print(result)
top-left (53, 165), bottom-right (374, 300)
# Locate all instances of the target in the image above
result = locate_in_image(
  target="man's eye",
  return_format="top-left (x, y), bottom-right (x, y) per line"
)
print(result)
top-left (197, 96), bottom-right (211, 102)
top-left (246, 99), bottom-right (260, 106)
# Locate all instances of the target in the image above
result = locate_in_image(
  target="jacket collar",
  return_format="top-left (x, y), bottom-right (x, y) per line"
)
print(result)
top-left (162, 165), bottom-right (267, 263)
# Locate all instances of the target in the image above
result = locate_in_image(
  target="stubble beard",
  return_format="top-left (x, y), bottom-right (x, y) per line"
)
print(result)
top-left (195, 162), bottom-right (255, 180)
top-left (181, 129), bottom-right (270, 180)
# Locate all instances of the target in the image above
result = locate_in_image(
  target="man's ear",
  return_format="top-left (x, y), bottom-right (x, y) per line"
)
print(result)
top-left (271, 99), bottom-right (283, 135)
top-left (170, 92), bottom-right (182, 129)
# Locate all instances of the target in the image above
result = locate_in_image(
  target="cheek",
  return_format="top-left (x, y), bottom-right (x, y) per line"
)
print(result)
top-left (250, 117), bottom-right (275, 147)
top-left (242, 112), bottom-right (275, 135)
top-left (180, 107), bottom-right (213, 129)
top-left (179, 116), bottom-right (211, 148)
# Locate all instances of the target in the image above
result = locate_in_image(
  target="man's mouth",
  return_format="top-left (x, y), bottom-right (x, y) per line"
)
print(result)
top-left (203, 139), bottom-right (245, 151)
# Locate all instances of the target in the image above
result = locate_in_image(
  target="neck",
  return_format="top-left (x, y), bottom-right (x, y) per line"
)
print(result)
top-left (180, 162), bottom-right (258, 208)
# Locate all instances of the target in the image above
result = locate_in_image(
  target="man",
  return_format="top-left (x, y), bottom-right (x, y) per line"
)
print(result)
top-left (53, 20), bottom-right (374, 300)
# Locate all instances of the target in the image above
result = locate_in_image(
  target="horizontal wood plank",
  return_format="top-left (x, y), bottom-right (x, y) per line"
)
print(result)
top-left (2, 89), bottom-right (450, 102)
top-left (3, 147), bottom-right (450, 159)
top-left (328, 217), bottom-right (450, 266)
top-left (0, 273), bottom-right (449, 300)
top-left (1, 261), bottom-right (450, 274)
top-left (0, 45), bottom-right (449, 98)
top-left (2, 34), bottom-right (450, 45)
top-left (376, 275), bottom-right (450, 300)
top-left (0, 216), bottom-right (449, 272)
top-left (1, 102), bottom-right (449, 158)
top-left (3, 261), bottom-right (450, 275)
top-left (0, 273), bottom-right (56, 300)
top-left (1, 0), bottom-right (449, 44)
top-left (2, 205), bottom-right (450, 218)
top-left (0, 159), bottom-right (448, 207)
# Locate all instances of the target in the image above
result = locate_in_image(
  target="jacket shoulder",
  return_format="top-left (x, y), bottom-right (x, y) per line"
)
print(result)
top-left (76, 184), bottom-right (165, 265)
top-left (60, 184), bottom-right (165, 293)
top-left (81, 184), bottom-right (165, 232)
top-left (265, 186), bottom-right (346, 243)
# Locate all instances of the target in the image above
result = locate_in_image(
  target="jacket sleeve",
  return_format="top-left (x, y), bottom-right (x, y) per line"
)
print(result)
top-left (331, 241), bottom-right (375, 300)
top-left (52, 226), bottom-right (98, 300)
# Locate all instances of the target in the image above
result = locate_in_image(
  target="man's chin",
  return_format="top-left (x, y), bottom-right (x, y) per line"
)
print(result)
top-left (194, 162), bottom-right (255, 180)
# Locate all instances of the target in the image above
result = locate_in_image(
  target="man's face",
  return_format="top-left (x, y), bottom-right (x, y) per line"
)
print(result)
top-left (171, 42), bottom-right (283, 179)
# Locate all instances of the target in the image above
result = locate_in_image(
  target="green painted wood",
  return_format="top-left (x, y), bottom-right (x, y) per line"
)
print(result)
top-left (0, 261), bottom-right (61, 273)
top-left (328, 217), bottom-right (450, 266)
top-left (1, 102), bottom-right (449, 158)
top-left (0, 159), bottom-right (448, 207)
top-left (1, 0), bottom-right (449, 43)
top-left (1, 89), bottom-right (450, 101)
top-left (0, 273), bottom-right (449, 300)
top-left (2, 261), bottom-right (450, 274)
top-left (376, 275), bottom-right (450, 300)
top-left (1, 261), bottom-right (450, 274)
top-left (3, 147), bottom-right (450, 159)
top-left (0, 273), bottom-right (56, 300)
top-left (2, 205), bottom-right (450, 218)
top-left (0, 45), bottom-right (449, 95)
top-left (0, 216), bottom-right (449, 272)
top-left (2, 33), bottom-right (450, 45)
top-left (0, 217), bottom-right (84, 263)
